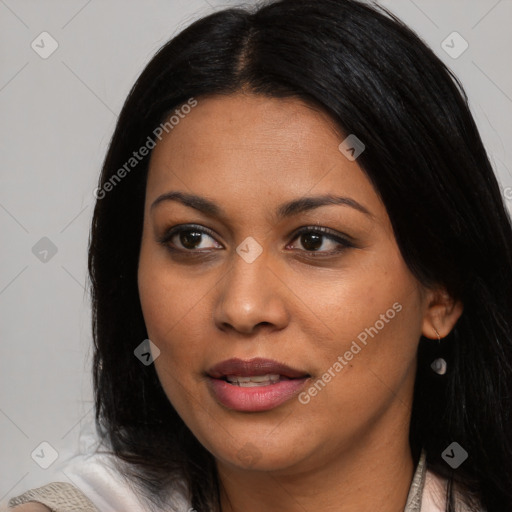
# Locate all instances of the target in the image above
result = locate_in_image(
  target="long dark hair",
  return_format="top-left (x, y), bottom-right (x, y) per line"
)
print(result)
top-left (88, 1), bottom-right (512, 510)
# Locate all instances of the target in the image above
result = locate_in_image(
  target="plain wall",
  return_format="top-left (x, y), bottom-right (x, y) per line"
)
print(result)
top-left (1, 0), bottom-right (511, 505)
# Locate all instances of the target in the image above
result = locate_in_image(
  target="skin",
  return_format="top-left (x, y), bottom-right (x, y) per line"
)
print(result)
top-left (137, 92), bottom-right (463, 512)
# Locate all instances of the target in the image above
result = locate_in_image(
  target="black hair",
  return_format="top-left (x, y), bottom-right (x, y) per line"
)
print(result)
top-left (88, 1), bottom-right (512, 510)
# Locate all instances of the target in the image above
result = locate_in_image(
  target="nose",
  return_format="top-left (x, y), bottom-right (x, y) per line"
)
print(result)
top-left (213, 250), bottom-right (290, 335)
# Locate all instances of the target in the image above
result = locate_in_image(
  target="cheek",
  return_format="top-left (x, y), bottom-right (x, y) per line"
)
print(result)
top-left (137, 240), bottom-right (214, 395)
top-left (138, 236), bottom-right (206, 346)
top-left (296, 253), bottom-right (422, 420)
top-left (296, 255), bottom-right (420, 364)
top-left (137, 257), bottom-right (206, 423)
top-left (295, 302), bottom-right (420, 451)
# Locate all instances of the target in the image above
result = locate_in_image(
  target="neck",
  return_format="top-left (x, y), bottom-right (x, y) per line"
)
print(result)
top-left (216, 407), bottom-right (415, 512)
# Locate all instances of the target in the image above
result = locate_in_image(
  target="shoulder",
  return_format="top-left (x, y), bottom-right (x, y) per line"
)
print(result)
top-left (6, 450), bottom-right (191, 512)
top-left (7, 481), bottom-right (98, 511)
top-left (5, 419), bottom-right (191, 512)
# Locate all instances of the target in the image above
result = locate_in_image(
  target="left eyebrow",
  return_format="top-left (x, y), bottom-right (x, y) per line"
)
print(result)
top-left (150, 191), bottom-right (375, 220)
top-left (275, 194), bottom-right (374, 220)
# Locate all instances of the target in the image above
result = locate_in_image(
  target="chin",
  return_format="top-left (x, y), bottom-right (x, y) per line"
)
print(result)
top-left (206, 432), bottom-right (311, 473)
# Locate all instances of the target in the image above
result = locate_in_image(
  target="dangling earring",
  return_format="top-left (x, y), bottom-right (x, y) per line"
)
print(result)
top-left (430, 328), bottom-right (447, 375)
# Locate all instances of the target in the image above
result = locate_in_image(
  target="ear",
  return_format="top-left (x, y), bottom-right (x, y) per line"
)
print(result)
top-left (421, 286), bottom-right (464, 339)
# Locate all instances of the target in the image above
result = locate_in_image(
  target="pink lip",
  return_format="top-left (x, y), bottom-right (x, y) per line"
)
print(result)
top-left (206, 357), bottom-right (310, 412)
top-left (207, 357), bottom-right (308, 379)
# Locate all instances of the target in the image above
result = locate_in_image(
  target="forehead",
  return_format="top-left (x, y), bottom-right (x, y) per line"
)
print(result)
top-left (146, 93), bottom-right (387, 225)
top-left (150, 93), bottom-right (342, 165)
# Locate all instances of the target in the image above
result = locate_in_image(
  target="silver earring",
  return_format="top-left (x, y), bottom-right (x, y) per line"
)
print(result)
top-left (430, 328), bottom-right (447, 375)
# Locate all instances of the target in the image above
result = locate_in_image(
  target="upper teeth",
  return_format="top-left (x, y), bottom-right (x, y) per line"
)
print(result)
top-left (226, 374), bottom-right (283, 386)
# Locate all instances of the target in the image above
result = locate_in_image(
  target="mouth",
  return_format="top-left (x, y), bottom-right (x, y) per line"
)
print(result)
top-left (224, 373), bottom-right (288, 387)
top-left (206, 358), bottom-right (311, 412)
top-left (207, 357), bottom-right (309, 380)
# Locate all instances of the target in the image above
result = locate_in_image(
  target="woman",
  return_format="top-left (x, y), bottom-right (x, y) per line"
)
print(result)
top-left (8, 0), bottom-right (512, 511)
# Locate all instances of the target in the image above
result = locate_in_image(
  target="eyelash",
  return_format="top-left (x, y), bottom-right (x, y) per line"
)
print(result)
top-left (157, 223), bottom-right (354, 258)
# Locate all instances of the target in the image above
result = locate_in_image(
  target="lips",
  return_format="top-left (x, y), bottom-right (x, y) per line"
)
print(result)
top-left (206, 357), bottom-right (310, 412)
top-left (207, 357), bottom-right (309, 380)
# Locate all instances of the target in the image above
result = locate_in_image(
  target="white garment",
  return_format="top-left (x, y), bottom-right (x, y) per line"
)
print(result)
top-left (422, 470), bottom-right (450, 512)
top-left (49, 416), bottom-right (191, 512)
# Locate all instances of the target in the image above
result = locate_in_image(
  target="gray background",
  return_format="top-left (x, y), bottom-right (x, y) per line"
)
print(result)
top-left (1, 0), bottom-right (511, 505)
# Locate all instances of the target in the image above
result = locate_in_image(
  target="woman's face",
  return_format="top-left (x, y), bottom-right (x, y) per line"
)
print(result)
top-left (138, 92), bottom-right (449, 474)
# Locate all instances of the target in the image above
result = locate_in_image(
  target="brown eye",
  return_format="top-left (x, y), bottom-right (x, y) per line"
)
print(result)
top-left (178, 229), bottom-right (205, 250)
top-left (288, 226), bottom-right (354, 255)
top-left (159, 225), bottom-right (222, 252)
top-left (298, 232), bottom-right (323, 251)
